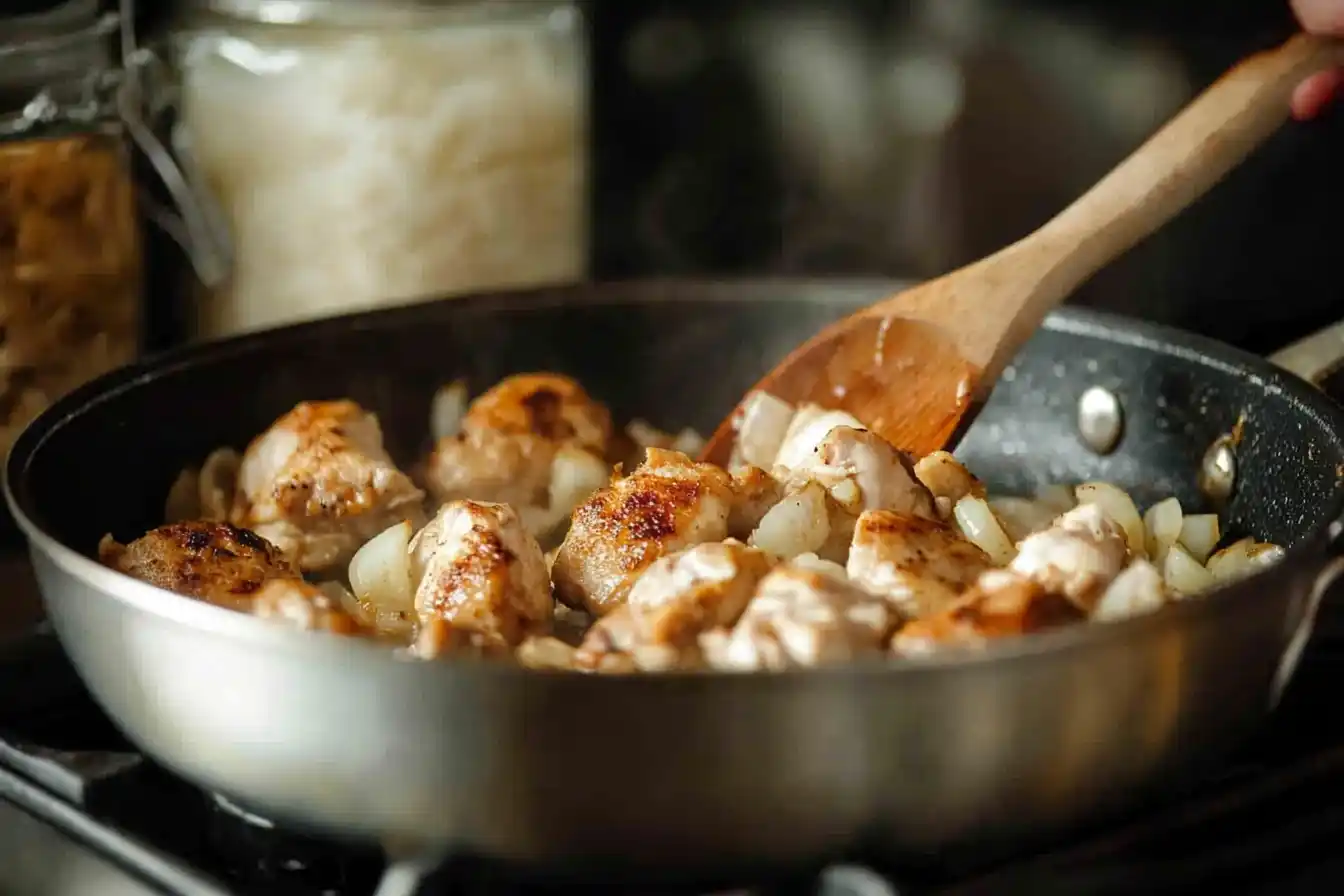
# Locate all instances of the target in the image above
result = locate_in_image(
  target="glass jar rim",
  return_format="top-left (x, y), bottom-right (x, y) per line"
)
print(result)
top-left (183, 0), bottom-right (566, 25)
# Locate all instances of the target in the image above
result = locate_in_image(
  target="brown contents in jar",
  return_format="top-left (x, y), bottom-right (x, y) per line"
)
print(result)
top-left (0, 134), bottom-right (140, 454)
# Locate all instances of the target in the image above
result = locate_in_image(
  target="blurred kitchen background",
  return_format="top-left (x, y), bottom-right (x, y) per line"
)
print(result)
top-left (126, 0), bottom-right (1339, 353)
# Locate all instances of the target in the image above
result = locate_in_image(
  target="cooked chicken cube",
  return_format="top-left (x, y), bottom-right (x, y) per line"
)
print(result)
top-left (912, 451), bottom-right (985, 507)
top-left (1009, 503), bottom-right (1129, 610)
top-left (780, 426), bottom-right (936, 520)
top-left (891, 570), bottom-right (1082, 656)
top-left (551, 449), bottom-right (735, 616)
top-left (516, 635), bottom-right (581, 670)
top-left (772, 406), bottom-right (866, 473)
top-left (249, 579), bottom-right (363, 635)
top-left (99, 520), bottom-right (300, 611)
top-left (699, 560), bottom-right (897, 670)
top-left (576, 541), bottom-right (773, 671)
top-left (728, 465), bottom-right (785, 538)
top-left (846, 509), bottom-right (993, 618)
top-left (231, 400), bottom-right (425, 574)
top-left (408, 500), bottom-right (553, 658)
top-left (1092, 559), bottom-right (1167, 622)
top-left (424, 374), bottom-right (613, 536)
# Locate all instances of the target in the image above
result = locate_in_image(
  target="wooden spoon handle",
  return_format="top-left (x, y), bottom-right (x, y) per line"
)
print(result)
top-left (1033, 34), bottom-right (1344, 288)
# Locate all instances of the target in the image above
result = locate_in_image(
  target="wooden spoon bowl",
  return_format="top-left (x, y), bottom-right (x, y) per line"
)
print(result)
top-left (701, 33), bottom-right (1344, 466)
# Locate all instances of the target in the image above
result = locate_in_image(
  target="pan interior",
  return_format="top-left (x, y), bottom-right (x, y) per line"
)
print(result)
top-left (10, 280), bottom-right (1344, 576)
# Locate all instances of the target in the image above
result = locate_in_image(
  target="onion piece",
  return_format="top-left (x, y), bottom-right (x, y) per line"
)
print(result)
top-left (954, 495), bottom-right (1016, 565)
top-left (164, 468), bottom-right (201, 523)
top-left (1074, 482), bottom-right (1145, 557)
top-left (736, 391), bottom-right (795, 469)
top-left (430, 380), bottom-right (469, 441)
top-left (988, 497), bottom-right (1058, 543)
top-left (749, 482), bottom-right (830, 559)
top-left (1143, 497), bottom-right (1183, 564)
top-left (1163, 543), bottom-right (1216, 596)
top-left (549, 446), bottom-right (611, 517)
top-left (1035, 484), bottom-right (1076, 515)
top-left (671, 428), bottom-right (706, 456)
top-left (348, 520), bottom-right (416, 616)
top-left (198, 448), bottom-right (241, 520)
top-left (1206, 538), bottom-right (1286, 583)
top-left (1178, 514), bottom-right (1221, 564)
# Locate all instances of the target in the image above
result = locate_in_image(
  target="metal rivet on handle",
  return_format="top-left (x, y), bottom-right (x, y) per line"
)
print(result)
top-left (1077, 386), bottom-right (1124, 455)
top-left (1198, 434), bottom-right (1238, 503)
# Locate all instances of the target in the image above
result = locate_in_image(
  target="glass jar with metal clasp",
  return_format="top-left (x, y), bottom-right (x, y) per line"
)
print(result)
top-left (163, 0), bottom-right (591, 340)
top-left (0, 0), bottom-right (230, 464)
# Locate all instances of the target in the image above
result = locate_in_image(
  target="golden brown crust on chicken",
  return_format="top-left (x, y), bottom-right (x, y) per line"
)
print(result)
top-left (99, 520), bottom-right (299, 610)
top-left (423, 374), bottom-right (614, 536)
top-left (575, 541), bottom-right (774, 671)
top-left (232, 400), bottom-right (425, 573)
top-left (891, 571), bottom-right (1082, 655)
top-left (846, 509), bottom-right (993, 617)
top-left (728, 465), bottom-right (785, 539)
top-left (551, 449), bottom-right (735, 616)
top-left (408, 500), bottom-right (553, 657)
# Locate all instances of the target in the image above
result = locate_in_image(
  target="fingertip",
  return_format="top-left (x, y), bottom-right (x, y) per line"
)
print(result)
top-left (1291, 68), bottom-right (1344, 120)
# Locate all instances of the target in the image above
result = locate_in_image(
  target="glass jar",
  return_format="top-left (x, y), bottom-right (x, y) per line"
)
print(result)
top-left (0, 1), bottom-right (143, 461)
top-left (168, 0), bottom-right (590, 339)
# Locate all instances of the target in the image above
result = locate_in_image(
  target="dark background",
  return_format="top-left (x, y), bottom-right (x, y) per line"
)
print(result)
top-left (136, 0), bottom-right (1342, 355)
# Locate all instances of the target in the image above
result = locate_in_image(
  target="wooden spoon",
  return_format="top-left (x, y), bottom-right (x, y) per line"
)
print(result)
top-left (701, 33), bottom-right (1344, 466)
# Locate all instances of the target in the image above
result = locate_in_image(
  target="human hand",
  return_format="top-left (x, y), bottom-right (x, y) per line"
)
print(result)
top-left (1292, 0), bottom-right (1344, 118)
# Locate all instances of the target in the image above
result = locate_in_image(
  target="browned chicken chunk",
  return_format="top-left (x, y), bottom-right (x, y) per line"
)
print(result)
top-left (424, 374), bottom-right (613, 536)
top-left (99, 520), bottom-right (299, 611)
top-left (249, 579), bottom-right (363, 635)
top-left (891, 570), bottom-right (1082, 656)
top-left (576, 540), bottom-right (774, 672)
top-left (408, 500), bottom-right (553, 659)
top-left (551, 448), bottom-right (735, 616)
top-left (231, 400), bottom-right (425, 574)
top-left (1009, 503), bottom-right (1129, 611)
top-left (699, 558), bottom-right (897, 670)
top-left (846, 509), bottom-right (993, 618)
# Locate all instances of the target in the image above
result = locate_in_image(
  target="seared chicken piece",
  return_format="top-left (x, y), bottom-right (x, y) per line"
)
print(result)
top-left (913, 451), bottom-right (986, 519)
top-left (1092, 560), bottom-right (1166, 622)
top-left (699, 560), bottom-right (897, 670)
top-left (1009, 503), bottom-right (1129, 611)
top-left (576, 541), bottom-right (773, 672)
top-left (424, 374), bottom-right (613, 536)
top-left (728, 465), bottom-right (785, 538)
top-left (231, 400), bottom-right (425, 574)
top-left (249, 579), bottom-right (363, 635)
top-left (408, 500), bottom-right (553, 659)
top-left (891, 570), bottom-right (1082, 656)
top-left (846, 510), bottom-right (993, 618)
top-left (99, 520), bottom-right (300, 610)
top-left (551, 448), bottom-right (735, 616)
top-left (780, 426), bottom-right (936, 520)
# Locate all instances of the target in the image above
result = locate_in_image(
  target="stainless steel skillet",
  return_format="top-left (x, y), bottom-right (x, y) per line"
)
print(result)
top-left (6, 279), bottom-right (1344, 883)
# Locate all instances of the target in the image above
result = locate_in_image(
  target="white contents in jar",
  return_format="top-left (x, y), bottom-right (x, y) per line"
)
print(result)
top-left (177, 9), bottom-right (587, 337)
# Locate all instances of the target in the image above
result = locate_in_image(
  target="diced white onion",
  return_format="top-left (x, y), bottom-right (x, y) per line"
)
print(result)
top-left (164, 468), bottom-right (201, 523)
top-left (988, 497), bottom-right (1058, 543)
top-left (1075, 482), bottom-right (1146, 557)
top-left (1178, 514), bottom-right (1221, 564)
top-left (1143, 497), bottom-right (1183, 564)
top-left (198, 448), bottom-right (241, 520)
top-left (736, 391), bottom-right (795, 469)
top-left (1163, 543), bottom-right (1216, 596)
top-left (954, 495), bottom-right (1016, 565)
top-left (671, 428), bottom-right (706, 456)
top-left (549, 446), bottom-right (610, 517)
top-left (430, 380), bottom-right (469, 442)
top-left (1035, 484), bottom-right (1076, 515)
top-left (348, 520), bottom-right (416, 616)
top-left (1206, 538), bottom-right (1286, 583)
top-left (1093, 559), bottom-right (1166, 622)
top-left (749, 482), bottom-right (830, 559)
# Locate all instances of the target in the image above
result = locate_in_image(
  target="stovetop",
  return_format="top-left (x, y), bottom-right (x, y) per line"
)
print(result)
top-left (5, 616), bottom-right (1344, 896)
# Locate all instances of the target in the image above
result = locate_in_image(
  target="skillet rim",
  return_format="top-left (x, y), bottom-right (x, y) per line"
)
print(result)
top-left (6, 277), bottom-right (1344, 680)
